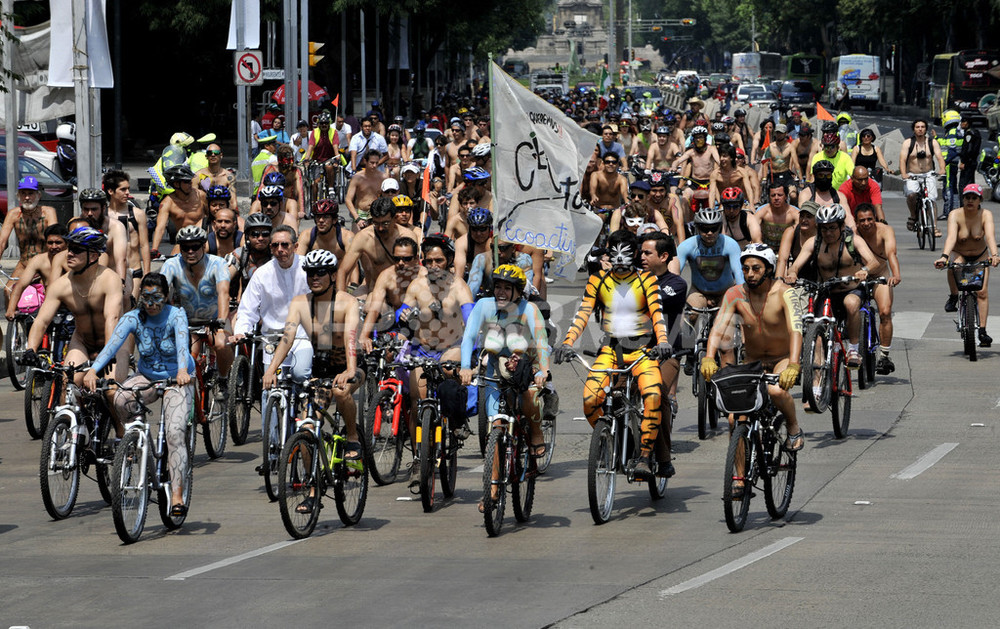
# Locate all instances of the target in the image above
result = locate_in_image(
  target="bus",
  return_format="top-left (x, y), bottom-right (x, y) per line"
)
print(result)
top-left (827, 54), bottom-right (882, 109)
top-left (731, 52), bottom-right (782, 82)
top-left (783, 53), bottom-right (825, 93)
top-left (929, 50), bottom-right (1000, 122)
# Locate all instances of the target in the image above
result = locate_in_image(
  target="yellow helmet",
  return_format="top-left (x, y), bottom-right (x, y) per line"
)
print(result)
top-left (391, 194), bottom-right (414, 208)
top-left (942, 110), bottom-right (961, 127)
top-left (491, 263), bottom-right (527, 292)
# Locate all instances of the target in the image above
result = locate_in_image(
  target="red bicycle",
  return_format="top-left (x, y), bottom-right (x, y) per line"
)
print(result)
top-left (190, 319), bottom-right (227, 459)
top-left (361, 333), bottom-right (411, 485)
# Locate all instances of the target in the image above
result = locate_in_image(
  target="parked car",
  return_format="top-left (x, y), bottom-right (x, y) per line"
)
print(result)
top-left (0, 132), bottom-right (60, 173)
top-left (0, 155), bottom-right (76, 222)
top-left (735, 83), bottom-right (768, 103)
top-left (777, 80), bottom-right (817, 115)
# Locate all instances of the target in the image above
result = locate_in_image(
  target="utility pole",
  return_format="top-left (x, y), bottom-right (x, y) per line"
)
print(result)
top-left (236, 0), bottom-right (249, 181)
top-left (607, 0), bottom-right (616, 80)
top-left (71, 0), bottom-right (93, 190)
top-left (3, 0), bottom-right (16, 202)
top-left (299, 0), bottom-right (309, 124)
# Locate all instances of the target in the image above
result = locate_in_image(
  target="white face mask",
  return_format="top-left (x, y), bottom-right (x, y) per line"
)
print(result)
top-left (625, 216), bottom-right (643, 228)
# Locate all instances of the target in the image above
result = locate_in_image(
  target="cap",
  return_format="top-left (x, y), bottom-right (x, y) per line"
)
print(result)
top-left (775, 123), bottom-right (788, 134)
top-left (735, 147), bottom-right (746, 157)
top-left (18, 176), bottom-right (39, 191)
top-left (258, 133), bottom-right (278, 144)
top-left (963, 183), bottom-right (984, 198)
top-left (381, 178), bottom-right (400, 192)
top-left (799, 200), bottom-right (820, 216)
top-left (401, 163), bottom-right (421, 175)
top-left (629, 180), bottom-right (651, 193)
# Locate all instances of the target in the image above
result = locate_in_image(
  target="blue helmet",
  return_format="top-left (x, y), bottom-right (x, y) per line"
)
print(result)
top-left (206, 185), bottom-right (231, 201)
top-left (463, 167), bottom-right (490, 182)
top-left (467, 207), bottom-right (493, 228)
top-left (66, 226), bottom-right (107, 253)
top-left (262, 171), bottom-right (286, 187)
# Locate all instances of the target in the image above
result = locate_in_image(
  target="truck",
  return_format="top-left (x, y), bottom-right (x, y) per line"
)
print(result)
top-left (529, 71), bottom-right (569, 96)
top-left (827, 54), bottom-right (882, 109)
top-left (731, 52), bottom-right (782, 82)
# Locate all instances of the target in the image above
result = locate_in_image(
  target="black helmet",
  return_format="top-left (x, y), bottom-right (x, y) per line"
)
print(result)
top-left (65, 226), bottom-right (107, 253)
top-left (79, 188), bottom-right (107, 206)
top-left (165, 164), bottom-right (196, 183)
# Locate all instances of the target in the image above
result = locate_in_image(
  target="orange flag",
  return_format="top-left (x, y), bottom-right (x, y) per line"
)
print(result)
top-left (420, 159), bottom-right (433, 206)
top-left (760, 128), bottom-right (771, 163)
top-left (332, 93), bottom-right (340, 108)
top-left (815, 100), bottom-right (835, 121)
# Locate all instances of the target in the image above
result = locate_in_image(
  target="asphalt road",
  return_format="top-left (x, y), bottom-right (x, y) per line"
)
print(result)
top-left (2, 192), bottom-right (1000, 628)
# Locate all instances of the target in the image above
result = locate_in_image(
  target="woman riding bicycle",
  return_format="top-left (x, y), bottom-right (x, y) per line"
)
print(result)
top-left (934, 183), bottom-right (1000, 347)
top-left (83, 273), bottom-right (194, 517)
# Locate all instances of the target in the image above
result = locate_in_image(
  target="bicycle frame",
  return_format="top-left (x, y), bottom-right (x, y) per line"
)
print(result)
top-left (119, 381), bottom-right (175, 499)
top-left (48, 369), bottom-right (110, 472)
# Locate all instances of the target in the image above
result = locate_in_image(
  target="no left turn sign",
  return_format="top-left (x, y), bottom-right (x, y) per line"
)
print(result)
top-left (235, 50), bottom-right (264, 86)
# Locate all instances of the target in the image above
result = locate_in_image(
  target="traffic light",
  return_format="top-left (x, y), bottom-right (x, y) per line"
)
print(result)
top-left (308, 42), bottom-right (325, 66)
top-left (651, 25), bottom-right (662, 32)
top-left (681, 18), bottom-right (696, 25)
top-left (661, 36), bottom-right (671, 41)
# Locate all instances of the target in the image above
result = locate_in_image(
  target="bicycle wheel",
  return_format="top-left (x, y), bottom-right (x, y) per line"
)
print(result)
top-left (537, 416), bottom-right (557, 474)
top-left (801, 322), bottom-right (832, 413)
top-left (511, 434), bottom-right (535, 523)
top-left (202, 384), bottom-right (228, 459)
top-left (6, 317), bottom-right (29, 390)
top-left (482, 427), bottom-right (507, 537)
top-left (587, 418), bottom-right (617, 525)
top-left (157, 442), bottom-right (194, 530)
top-left (418, 406), bottom-right (439, 513)
top-left (227, 354), bottom-right (251, 445)
top-left (363, 389), bottom-right (404, 485)
top-left (857, 310), bottom-right (871, 390)
top-left (440, 417), bottom-right (459, 499)
top-left (925, 202), bottom-right (937, 251)
top-left (723, 422), bottom-right (753, 533)
top-left (94, 408), bottom-right (115, 505)
top-left (477, 384), bottom-right (489, 457)
top-left (915, 207), bottom-right (927, 249)
top-left (111, 432), bottom-right (149, 543)
top-left (278, 431), bottom-right (322, 539)
top-left (39, 415), bottom-right (80, 520)
top-left (262, 393), bottom-right (287, 502)
top-left (830, 348), bottom-right (852, 438)
top-left (23, 368), bottom-right (50, 439)
top-left (963, 293), bottom-right (978, 361)
top-left (763, 415), bottom-right (797, 519)
top-left (865, 309), bottom-right (879, 384)
top-left (334, 430), bottom-right (369, 526)
top-left (697, 372), bottom-right (714, 440)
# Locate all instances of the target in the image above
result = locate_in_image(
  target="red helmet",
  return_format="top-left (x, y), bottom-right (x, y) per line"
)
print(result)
top-left (721, 187), bottom-right (743, 203)
top-left (313, 199), bottom-right (338, 216)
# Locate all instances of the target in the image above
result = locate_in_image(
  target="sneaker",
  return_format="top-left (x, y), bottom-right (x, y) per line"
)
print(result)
top-left (944, 294), bottom-right (959, 312)
top-left (656, 461), bottom-right (676, 478)
top-left (876, 355), bottom-right (895, 375)
top-left (631, 455), bottom-right (653, 479)
top-left (668, 394), bottom-right (678, 419)
top-left (683, 358), bottom-right (694, 376)
top-left (846, 349), bottom-right (862, 368)
top-left (980, 329), bottom-right (993, 348)
top-left (407, 460), bottom-right (421, 495)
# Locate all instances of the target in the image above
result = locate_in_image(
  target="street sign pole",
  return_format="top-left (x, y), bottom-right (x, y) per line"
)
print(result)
top-left (300, 0), bottom-right (309, 125)
top-left (236, 0), bottom-right (248, 182)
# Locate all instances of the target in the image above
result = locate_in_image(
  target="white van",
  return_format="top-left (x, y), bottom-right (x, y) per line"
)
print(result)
top-left (828, 54), bottom-right (882, 109)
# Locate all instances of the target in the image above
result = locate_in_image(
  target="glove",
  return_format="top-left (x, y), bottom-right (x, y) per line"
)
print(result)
top-left (779, 363), bottom-right (801, 391)
top-left (19, 348), bottom-right (38, 367)
top-left (648, 342), bottom-right (673, 362)
top-left (552, 344), bottom-right (575, 365)
top-left (700, 356), bottom-right (718, 382)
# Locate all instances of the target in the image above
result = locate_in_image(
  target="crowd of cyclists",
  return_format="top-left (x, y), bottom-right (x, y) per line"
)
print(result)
top-left (6, 80), bottom-right (998, 538)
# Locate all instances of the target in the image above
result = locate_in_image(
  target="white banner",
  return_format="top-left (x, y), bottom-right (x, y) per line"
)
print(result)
top-left (226, 0), bottom-right (261, 50)
top-left (0, 22), bottom-right (74, 124)
top-left (47, 0), bottom-right (114, 88)
top-left (491, 62), bottom-right (603, 281)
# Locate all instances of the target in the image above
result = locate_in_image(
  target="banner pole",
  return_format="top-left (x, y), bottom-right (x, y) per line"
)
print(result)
top-left (488, 54), bottom-right (499, 269)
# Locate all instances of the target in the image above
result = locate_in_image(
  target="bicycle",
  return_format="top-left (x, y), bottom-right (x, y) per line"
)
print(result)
top-left (682, 304), bottom-right (721, 440)
top-left (24, 308), bottom-right (75, 439)
top-left (944, 261), bottom-right (990, 361)
top-left (856, 277), bottom-right (888, 389)
top-left (567, 349), bottom-right (672, 525)
top-left (189, 319), bottom-right (226, 459)
top-left (277, 377), bottom-right (368, 539)
top-left (227, 327), bottom-right (276, 446)
top-left (109, 377), bottom-right (194, 543)
top-left (797, 276), bottom-right (854, 439)
top-left (911, 173), bottom-right (938, 251)
top-left (261, 366), bottom-right (301, 501)
top-left (37, 362), bottom-right (116, 520)
top-left (714, 362), bottom-right (797, 532)
top-left (479, 363), bottom-right (537, 537)
top-left (360, 333), bottom-right (411, 485)
top-left (399, 356), bottom-right (464, 513)
top-left (5, 296), bottom-right (31, 390)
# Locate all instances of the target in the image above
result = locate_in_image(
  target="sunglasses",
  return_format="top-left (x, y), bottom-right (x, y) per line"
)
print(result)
top-left (206, 150), bottom-right (222, 156)
top-left (270, 241), bottom-right (292, 249)
top-left (697, 224), bottom-right (720, 233)
top-left (180, 243), bottom-right (203, 252)
top-left (248, 231), bottom-right (271, 238)
top-left (604, 160), bottom-right (619, 165)
top-left (305, 269), bottom-right (330, 277)
top-left (262, 200), bottom-right (280, 207)
top-left (67, 243), bottom-right (89, 254)
top-left (630, 193), bottom-right (647, 199)
top-left (394, 255), bottom-right (415, 262)
top-left (470, 225), bottom-right (491, 232)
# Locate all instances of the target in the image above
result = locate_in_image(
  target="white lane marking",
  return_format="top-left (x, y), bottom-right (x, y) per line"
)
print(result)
top-left (659, 537), bottom-right (804, 597)
top-left (469, 464), bottom-right (484, 473)
top-left (891, 311), bottom-right (933, 340)
top-left (165, 539), bottom-right (306, 580)
top-left (890, 443), bottom-right (959, 480)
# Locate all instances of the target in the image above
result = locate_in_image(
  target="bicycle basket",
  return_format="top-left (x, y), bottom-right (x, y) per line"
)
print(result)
top-left (955, 266), bottom-right (985, 292)
top-left (713, 361), bottom-right (766, 414)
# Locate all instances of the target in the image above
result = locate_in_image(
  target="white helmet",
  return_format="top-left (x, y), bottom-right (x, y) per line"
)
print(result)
top-left (302, 248), bottom-right (338, 270)
top-left (815, 204), bottom-right (846, 225)
top-left (691, 125), bottom-right (709, 136)
top-left (740, 243), bottom-right (776, 270)
top-left (56, 122), bottom-right (76, 142)
top-left (694, 207), bottom-right (723, 225)
top-left (471, 143), bottom-right (491, 157)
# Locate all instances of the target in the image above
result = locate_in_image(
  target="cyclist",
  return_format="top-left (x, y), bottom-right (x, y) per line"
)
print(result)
top-left (447, 143), bottom-right (476, 192)
top-left (647, 170), bottom-right (685, 244)
top-left (709, 145), bottom-right (754, 207)
top-left (390, 194), bottom-right (421, 245)
top-left (839, 165), bottom-right (885, 226)
top-left (78, 188), bottom-right (129, 283)
top-left (227, 212), bottom-right (272, 302)
top-left (800, 159), bottom-right (841, 206)
top-left (345, 149), bottom-right (387, 227)
top-left (206, 204), bottom-right (243, 259)
top-left (786, 204), bottom-right (879, 368)
top-left (358, 236), bottom-right (422, 348)
top-left (454, 206), bottom-right (493, 279)
top-left (754, 182), bottom-right (799, 252)
top-left (5, 225), bottom-right (67, 321)
top-left (296, 198), bottom-right (353, 271)
top-left (337, 197), bottom-right (419, 293)
top-left (0, 176), bottom-right (58, 295)
top-left (104, 169), bottom-right (151, 302)
top-left (450, 167), bottom-right (493, 221)
top-left (777, 200), bottom-right (819, 282)
top-left (701, 244), bottom-right (805, 455)
top-left (254, 183), bottom-right (299, 232)
top-left (262, 249), bottom-right (363, 473)
top-left (809, 121), bottom-right (855, 191)
top-left (719, 187), bottom-right (762, 248)
top-left (934, 183), bottom-right (1000, 345)
top-left (850, 128), bottom-right (891, 184)
top-left (672, 125), bottom-right (719, 217)
top-left (468, 239), bottom-right (535, 299)
top-left (761, 123), bottom-right (801, 204)
top-left (647, 125), bottom-right (680, 171)
top-left (853, 203), bottom-right (901, 372)
top-left (677, 207), bottom-right (745, 310)
top-left (552, 229), bottom-right (673, 478)
top-left (590, 153), bottom-right (628, 212)
top-left (900, 119), bottom-right (946, 238)
top-left (195, 143), bottom-right (237, 210)
top-left (347, 116), bottom-right (388, 172)
top-left (83, 273), bottom-right (194, 517)
top-left (152, 164), bottom-right (207, 256)
top-left (791, 122), bottom-right (819, 185)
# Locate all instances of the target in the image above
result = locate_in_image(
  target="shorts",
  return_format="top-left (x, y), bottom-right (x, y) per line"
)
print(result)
top-left (904, 175), bottom-right (938, 202)
top-left (407, 342), bottom-right (443, 362)
top-left (830, 288), bottom-right (863, 322)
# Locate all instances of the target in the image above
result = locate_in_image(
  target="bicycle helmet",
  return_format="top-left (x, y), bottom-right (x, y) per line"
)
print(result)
top-left (715, 131), bottom-right (731, 144)
top-left (388, 124), bottom-right (403, 135)
top-left (317, 112), bottom-right (332, 124)
top-left (836, 112), bottom-right (853, 125)
top-left (262, 171), bottom-right (286, 187)
top-left (56, 122), bottom-right (76, 142)
top-left (941, 109), bottom-right (961, 127)
top-left (815, 204), bottom-right (846, 225)
top-left (312, 199), bottom-right (338, 216)
top-left (721, 116), bottom-right (735, 125)
top-left (813, 159), bottom-right (835, 174)
top-left (721, 187), bottom-right (743, 204)
top-left (65, 226), bottom-right (107, 252)
top-left (79, 188), bottom-right (107, 206)
top-left (492, 263), bottom-right (527, 293)
top-left (691, 125), bottom-right (708, 136)
top-left (740, 242), bottom-right (776, 270)
top-left (176, 225), bottom-right (208, 244)
top-left (421, 232), bottom-right (455, 257)
top-left (733, 108), bottom-right (747, 117)
top-left (258, 184), bottom-right (284, 199)
top-left (694, 207), bottom-right (724, 225)
top-left (655, 125), bottom-right (670, 135)
top-left (471, 143), bottom-right (491, 157)
top-left (245, 212), bottom-right (272, 231)
top-left (463, 166), bottom-right (490, 182)
top-left (711, 122), bottom-right (725, 132)
top-left (391, 194), bottom-right (414, 208)
top-left (821, 121), bottom-right (838, 134)
top-left (302, 248), bottom-right (338, 271)
top-left (296, 119), bottom-right (309, 128)
top-left (467, 207), bottom-right (493, 227)
top-left (206, 185), bottom-right (231, 201)
top-left (164, 164), bottom-right (196, 183)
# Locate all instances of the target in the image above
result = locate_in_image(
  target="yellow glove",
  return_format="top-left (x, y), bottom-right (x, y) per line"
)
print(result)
top-left (700, 356), bottom-right (718, 381)
top-left (779, 363), bottom-right (801, 390)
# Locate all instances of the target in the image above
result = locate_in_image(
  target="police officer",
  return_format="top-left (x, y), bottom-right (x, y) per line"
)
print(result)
top-left (959, 113), bottom-right (982, 192)
top-left (251, 133), bottom-right (279, 198)
top-left (937, 110), bottom-right (964, 218)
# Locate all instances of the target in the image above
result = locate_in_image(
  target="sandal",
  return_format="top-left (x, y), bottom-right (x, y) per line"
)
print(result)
top-left (784, 431), bottom-right (805, 452)
top-left (170, 504), bottom-right (188, 518)
top-left (344, 441), bottom-right (362, 461)
top-left (529, 442), bottom-right (547, 459)
top-left (934, 228), bottom-right (943, 238)
top-left (295, 496), bottom-right (316, 514)
top-left (730, 480), bottom-right (745, 500)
